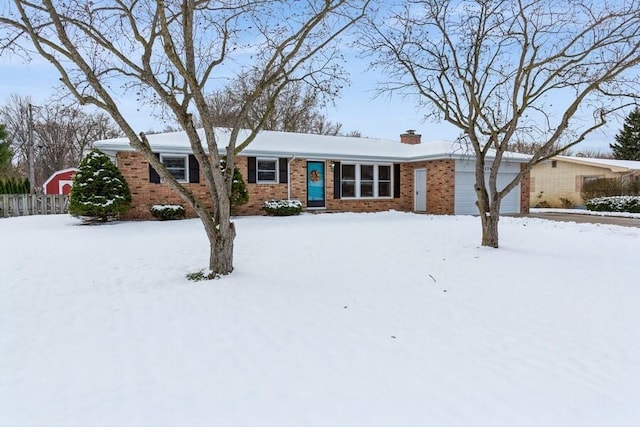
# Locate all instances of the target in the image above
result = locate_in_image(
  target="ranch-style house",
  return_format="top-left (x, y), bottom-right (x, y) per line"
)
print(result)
top-left (93, 128), bottom-right (531, 220)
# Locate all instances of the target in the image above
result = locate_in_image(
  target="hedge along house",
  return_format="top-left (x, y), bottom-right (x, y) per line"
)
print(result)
top-left (93, 128), bottom-right (531, 220)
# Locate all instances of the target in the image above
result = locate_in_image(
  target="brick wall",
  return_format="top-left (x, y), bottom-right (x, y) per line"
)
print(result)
top-left (530, 160), bottom-right (621, 207)
top-left (117, 152), bottom-right (463, 219)
top-left (396, 160), bottom-right (456, 214)
top-left (232, 156), bottom-right (288, 215)
top-left (426, 160), bottom-right (456, 214)
top-left (117, 151), bottom-right (213, 219)
top-left (520, 165), bottom-right (530, 214)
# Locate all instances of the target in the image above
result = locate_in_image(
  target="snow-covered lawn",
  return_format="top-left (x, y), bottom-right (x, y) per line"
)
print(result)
top-left (1, 212), bottom-right (639, 427)
top-left (531, 207), bottom-right (640, 218)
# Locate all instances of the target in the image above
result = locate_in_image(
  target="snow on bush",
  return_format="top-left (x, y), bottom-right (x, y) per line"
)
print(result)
top-left (150, 204), bottom-right (186, 221)
top-left (69, 149), bottom-right (131, 222)
top-left (585, 195), bottom-right (640, 213)
top-left (262, 199), bottom-right (303, 216)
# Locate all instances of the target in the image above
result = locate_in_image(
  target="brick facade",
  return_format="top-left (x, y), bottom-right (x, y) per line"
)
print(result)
top-left (426, 160), bottom-right (456, 214)
top-left (116, 151), bottom-right (527, 219)
top-left (519, 164), bottom-right (531, 214)
top-left (117, 151), bottom-right (213, 219)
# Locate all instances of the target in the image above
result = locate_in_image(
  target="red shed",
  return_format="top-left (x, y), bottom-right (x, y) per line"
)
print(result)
top-left (43, 168), bottom-right (77, 195)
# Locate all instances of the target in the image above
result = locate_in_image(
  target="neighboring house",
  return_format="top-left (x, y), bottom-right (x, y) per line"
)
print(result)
top-left (93, 129), bottom-right (531, 219)
top-left (42, 168), bottom-right (77, 195)
top-left (530, 156), bottom-right (640, 207)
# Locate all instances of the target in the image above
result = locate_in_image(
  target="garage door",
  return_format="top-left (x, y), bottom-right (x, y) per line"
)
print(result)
top-left (454, 160), bottom-right (521, 215)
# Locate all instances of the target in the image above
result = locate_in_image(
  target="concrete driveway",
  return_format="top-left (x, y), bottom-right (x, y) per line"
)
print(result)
top-left (524, 212), bottom-right (640, 228)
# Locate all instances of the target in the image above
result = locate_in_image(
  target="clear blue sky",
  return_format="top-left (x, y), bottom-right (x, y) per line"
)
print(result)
top-left (0, 48), bottom-right (620, 153)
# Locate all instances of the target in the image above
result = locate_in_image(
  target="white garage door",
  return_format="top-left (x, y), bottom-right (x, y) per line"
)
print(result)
top-left (454, 160), bottom-right (521, 215)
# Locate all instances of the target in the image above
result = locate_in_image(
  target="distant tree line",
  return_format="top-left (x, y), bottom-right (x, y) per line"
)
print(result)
top-left (0, 177), bottom-right (30, 194)
top-left (205, 74), bottom-right (360, 137)
top-left (0, 95), bottom-right (121, 190)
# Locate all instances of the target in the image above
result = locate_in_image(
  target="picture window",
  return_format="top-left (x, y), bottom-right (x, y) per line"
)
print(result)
top-left (340, 163), bottom-right (393, 199)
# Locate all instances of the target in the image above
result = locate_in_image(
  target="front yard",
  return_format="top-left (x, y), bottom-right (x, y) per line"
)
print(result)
top-left (1, 212), bottom-right (639, 426)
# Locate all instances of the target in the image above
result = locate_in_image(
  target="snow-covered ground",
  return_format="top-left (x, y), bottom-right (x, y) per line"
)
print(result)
top-left (1, 212), bottom-right (639, 427)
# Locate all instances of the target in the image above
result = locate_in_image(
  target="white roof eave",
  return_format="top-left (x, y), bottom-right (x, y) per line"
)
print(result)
top-left (93, 134), bottom-right (531, 164)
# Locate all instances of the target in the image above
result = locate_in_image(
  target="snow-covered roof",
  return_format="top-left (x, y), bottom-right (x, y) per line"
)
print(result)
top-left (42, 167), bottom-right (78, 187)
top-left (555, 155), bottom-right (640, 172)
top-left (93, 128), bottom-right (531, 163)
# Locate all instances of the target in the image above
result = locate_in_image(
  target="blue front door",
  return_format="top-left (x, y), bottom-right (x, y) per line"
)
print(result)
top-left (307, 161), bottom-right (325, 208)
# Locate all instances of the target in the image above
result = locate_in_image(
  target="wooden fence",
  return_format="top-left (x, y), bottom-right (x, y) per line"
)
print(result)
top-left (0, 194), bottom-right (69, 218)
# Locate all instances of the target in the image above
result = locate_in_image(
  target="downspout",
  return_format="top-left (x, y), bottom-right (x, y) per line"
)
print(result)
top-left (287, 155), bottom-right (297, 200)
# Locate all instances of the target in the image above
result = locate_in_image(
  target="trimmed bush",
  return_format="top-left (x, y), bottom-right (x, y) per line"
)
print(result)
top-left (263, 199), bottom-right (303, 216)
top-left (150, 204), bottom-right (186, 220)
top-left (585, 196), bottom-right (640, 213)
top-left (69, 149), bottom-right (131, 222)
top-left (581, 177), bottom-right (639, 201)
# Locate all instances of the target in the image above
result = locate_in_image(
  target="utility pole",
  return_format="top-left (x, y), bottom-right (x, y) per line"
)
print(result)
top-left (28, 103), bottom-right (35, 193)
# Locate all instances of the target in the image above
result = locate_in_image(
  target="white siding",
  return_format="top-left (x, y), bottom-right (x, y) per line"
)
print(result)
top-left (455, 160), bottom-right (521, 215)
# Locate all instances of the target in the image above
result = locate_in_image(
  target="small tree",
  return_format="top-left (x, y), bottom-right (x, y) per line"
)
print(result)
top-left (611, 108), bottom-right (640, 161)
top-left (69, 149), bottom-right (131, 222)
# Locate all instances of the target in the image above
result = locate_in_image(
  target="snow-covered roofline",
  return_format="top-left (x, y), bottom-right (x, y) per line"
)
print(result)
top-left (555, 155), bottom-right (640, 172)
top-left (93, 128), bottom-right (531, 163)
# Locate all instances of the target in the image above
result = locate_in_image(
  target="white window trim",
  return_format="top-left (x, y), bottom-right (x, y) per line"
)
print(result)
top-left (257, 157), bottom-right (279, 184)
top-left (160, 154), bottom-right (189, 183)
top-left (341, 163), bottom-right (393, 199)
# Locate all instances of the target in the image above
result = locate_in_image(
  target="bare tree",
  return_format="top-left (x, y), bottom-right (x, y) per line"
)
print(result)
top-left (362, 0), bottom-right (640, 247)
top-left (507, 140), bottom-right (571, 157)
top-left (0, 123), bottom-right (12, 176)
top-left (573, 149), bottom-right (615, 159)
top-left (1, 0), bottom-right (370, 276)
top-left (1, 95), bottom-right (120, 188)
top-left (0, 95), bottom-right (31, 176)
top-left (206, 73), bottom-right (346, 135)
top-left (34, 105), bottom-right (120, 186)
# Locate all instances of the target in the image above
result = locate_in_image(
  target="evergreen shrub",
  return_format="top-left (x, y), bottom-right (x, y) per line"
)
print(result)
top-left (585, 196), bottom-right (640, 213)
top-left (262, 199), bottom-right (302, 216)
top-left (150, 204), bottom-right (186, 220)
top-left (69, 149), bottom-right (131, 222)
top-left (0, 177), bottom-right (28, 194)
top-left (220, 161), bottom-right (249, 210)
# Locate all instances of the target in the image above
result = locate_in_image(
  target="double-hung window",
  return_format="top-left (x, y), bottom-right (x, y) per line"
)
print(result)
top-left (257, 158), bottom-right (278, 183)
top-left (341, 163), bottom-right (392, 198)
top-left (160, 154), bottom-right (188, 182)
top-left (341, 164), bottom-right (356, 197)
top-left (378, 165), bottom-right (392, 197)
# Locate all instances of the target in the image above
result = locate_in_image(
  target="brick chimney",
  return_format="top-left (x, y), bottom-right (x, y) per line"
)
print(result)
top-left (400, 129), bottom-right (421, 144)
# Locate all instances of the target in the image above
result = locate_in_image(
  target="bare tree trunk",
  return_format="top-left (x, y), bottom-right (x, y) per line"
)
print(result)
top-left (475, 168), bottom-right (500, 248)
top-left (193, 207), bottom-right (235, 276)
top-left (480, 210), bottom-right (499, 248)
top-left (190, 183), bottom-right (236, 276)
top-left (183, 186), bottom-right (236, 276)
top-left (211, 223), bottom-right (236, 275)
